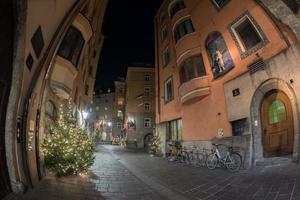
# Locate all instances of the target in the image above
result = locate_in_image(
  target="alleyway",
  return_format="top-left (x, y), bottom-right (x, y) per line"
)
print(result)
top-left (5, 145), bottom-right (300, 200)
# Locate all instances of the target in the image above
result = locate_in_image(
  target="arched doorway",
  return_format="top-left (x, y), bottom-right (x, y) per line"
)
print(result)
top-left (261, 90), bottom-right (294, 157)
top-left (250, 78), bottom-right (299, 165)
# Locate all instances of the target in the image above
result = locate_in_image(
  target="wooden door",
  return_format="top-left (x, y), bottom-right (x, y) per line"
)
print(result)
top-left (261, 90), bottom-right (294, 157)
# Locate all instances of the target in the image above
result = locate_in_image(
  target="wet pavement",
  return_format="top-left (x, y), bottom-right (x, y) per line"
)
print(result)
top-left (5, 144), bottom-right (300, 200)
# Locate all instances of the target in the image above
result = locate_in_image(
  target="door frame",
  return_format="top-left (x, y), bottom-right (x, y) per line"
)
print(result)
top-left (250, 78), bottom-right (300, 165)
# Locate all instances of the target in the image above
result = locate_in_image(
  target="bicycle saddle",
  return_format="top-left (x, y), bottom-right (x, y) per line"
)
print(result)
top-left (212, 143), bottom-right (222, 146)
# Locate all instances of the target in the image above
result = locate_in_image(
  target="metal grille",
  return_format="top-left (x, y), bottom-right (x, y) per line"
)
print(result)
top-left (247, 58), bottom-right (266, 75)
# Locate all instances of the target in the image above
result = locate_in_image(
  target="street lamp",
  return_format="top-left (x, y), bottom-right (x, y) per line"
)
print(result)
top-left (82, 111), bottom-right (88, 120)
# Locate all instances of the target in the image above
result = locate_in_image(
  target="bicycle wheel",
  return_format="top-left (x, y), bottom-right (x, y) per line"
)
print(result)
top-left (226, 152), bottom-right (242, 172)
top-left (206, 153), bottom-right (218, 169)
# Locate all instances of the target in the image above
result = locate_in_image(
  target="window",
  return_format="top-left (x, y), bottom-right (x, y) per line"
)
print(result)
top-left (268, 100), bottom-right (287, 124)
top-left (117, 110), bottom-right (123, 119)
top-left (166, 119), bottom-right (182, 141)
top-left (144, 74), bottom-right (150, 81)
top-left (31, 26), bottom-right (44, 58)
top-left (161, 26), bottom-right (168, 42)
top-left (95, 106), bottom-right (99, 111)
top-left (58, 26), bottom-right (85, 66)
top-left (118, 98), bottom-right (124, 106)
top-left (211, 0), bottom-right (230, 9)
top-left (180, 55), bottom-right (206, 84)
top-left (162, 47), bottom-right (170, 67)
top-left (105, 107), bottom-right (108, 111)
top-left (170, 1), bottom-right (186, 18)
top-left (174, 19), bottom-right (195, 42)
top-left (117, 122), bottom-right (122, 129)
top-left (144, 87), bottom-right (151, 96)
top-left (144, 118), bottom-right (151, 128)
top-left (144, 102), bottom-right (150, 111)
top-left (231, 118), bottom-right (247, 136)
top-left (230, 13), bottom-right (266, 57)
top-left (164, 77), bottom-right (174, 102)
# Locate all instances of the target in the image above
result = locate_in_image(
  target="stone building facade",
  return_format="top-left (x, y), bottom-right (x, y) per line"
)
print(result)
top-left (112, 81), bottom-right (126, 139)
top-left (154, 0), bottom-right (300, 167)
top-left (125, 67), bottom-right (156, 148)
top-left (1, 0), bottom-right (107, 197)
top-left (89, 91), bottom-right (115, 142)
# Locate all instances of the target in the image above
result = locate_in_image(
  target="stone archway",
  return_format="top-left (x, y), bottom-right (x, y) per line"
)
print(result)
top-left (250, 78), bottom-right (300, 165)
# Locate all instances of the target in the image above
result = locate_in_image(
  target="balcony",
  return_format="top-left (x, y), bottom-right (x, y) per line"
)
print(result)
top-left (49, 56), bottom-right (78, 99)
top-left (179, 76), bottom-right (210, 104)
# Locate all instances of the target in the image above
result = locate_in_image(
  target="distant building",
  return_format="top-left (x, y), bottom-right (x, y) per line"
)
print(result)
top-left (154, 0), bottom-right (300, 167)
top-left (89, 92), bottom-right (115, 142)
top-left (113, 81), bottom-right (126, 139)
top-left (125, 67), bottom-right (155, 148)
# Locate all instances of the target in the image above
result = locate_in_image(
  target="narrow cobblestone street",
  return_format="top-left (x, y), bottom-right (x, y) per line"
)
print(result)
top-left (5, 144), bottom-right (300, 200)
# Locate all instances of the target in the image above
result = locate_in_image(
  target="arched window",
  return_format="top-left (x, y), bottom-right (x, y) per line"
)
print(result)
top-left (174, 19), bottom-right (194, 43)
top-left (179, 55), bottom-right (206, 84)
top-left (58, 26), bottom-right (85, 67)
top-left (205, 31), bottom-right (234, 78)
top-left (170, 1), bottom-right (186, 18)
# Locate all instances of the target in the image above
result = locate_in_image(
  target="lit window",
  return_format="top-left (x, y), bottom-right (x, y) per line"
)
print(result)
top-left (118, 98), bottom-right (124, 106)
top-left (174, 19), bottom-right (195, 43)
top-left (58, 26), bottom-right (85, 67)
top-left (268, 100), bottom-right (287, 124)
top-left (96, 106), bottom-right (99, 111)
top-left (144, 87), bottom-right (151, 96)
top-left (231, 14), bottom-right (265, 53)
top-left (165, 77), bottom-right (174, 102)
top-left (145, 74), bottom-right (150, 81)
top-left (144, 118), bottom-right (151, 128)
top-left (105, 107), bottom-right (108, 111)
top-left (162, 47), bottom-right (170, 67)
top-left (117, 122), bottom-right (122, 129)
top-left (117, 110), bottom-right (123, 119)
top-left (161, 26), bottom-right (168, 42)
top-left (144, 102), bottom-right (150, 111)
top-left (211, 0), bottom-right (230, 9)
top-left (170, 1), bottom-right (186, 18)
top-left (180, 55), bottom-right (206, 84)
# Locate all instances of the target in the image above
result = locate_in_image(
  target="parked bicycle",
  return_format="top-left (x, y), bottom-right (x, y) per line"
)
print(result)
top-left (206, 143), bottom-right (242, 172)
top-left (184, 146), bottom-right (210, 167)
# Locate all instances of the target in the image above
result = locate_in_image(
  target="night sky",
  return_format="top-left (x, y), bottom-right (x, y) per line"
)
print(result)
top-left (95, 0), bottom-right (163, 93)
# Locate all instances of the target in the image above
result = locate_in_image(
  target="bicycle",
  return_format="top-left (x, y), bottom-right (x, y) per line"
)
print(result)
top-left (206, 143), bottom-right (242, 172)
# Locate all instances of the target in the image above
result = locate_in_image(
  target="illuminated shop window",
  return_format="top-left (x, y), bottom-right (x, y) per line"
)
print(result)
top-left (166, 119), bottom-right (182, 141)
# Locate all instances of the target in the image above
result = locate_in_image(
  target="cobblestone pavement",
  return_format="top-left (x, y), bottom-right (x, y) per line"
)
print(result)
top-left (5, 144), bottom-right (300, 200)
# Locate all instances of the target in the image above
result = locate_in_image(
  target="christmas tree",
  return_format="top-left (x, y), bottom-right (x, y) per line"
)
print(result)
top-left (148, 135), bottom-right (161, 156)
top-left (43, 100), bottom-right (95, 176)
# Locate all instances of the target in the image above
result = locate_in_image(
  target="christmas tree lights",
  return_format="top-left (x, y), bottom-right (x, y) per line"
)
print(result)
top-left (43, 100), bottom-right (95, 176)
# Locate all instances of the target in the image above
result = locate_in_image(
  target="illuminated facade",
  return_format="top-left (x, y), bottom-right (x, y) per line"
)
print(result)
top-left (1, 0), bottom-right (107, 197)
top-left (155, 0), bottom-right (300, 166)
top-left (125, 67), bottom-right (156, 148)
top-left (113, 81), bottom-right (126, 139)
